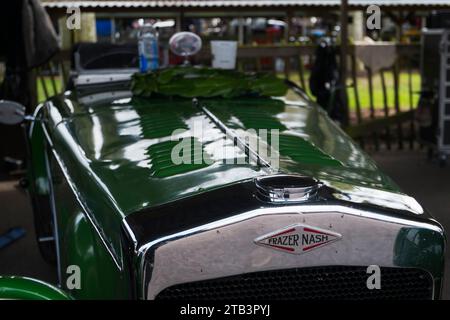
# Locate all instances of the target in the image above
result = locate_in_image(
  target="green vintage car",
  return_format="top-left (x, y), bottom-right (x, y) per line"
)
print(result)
top-left (0, 64), bottom-right (445, 300)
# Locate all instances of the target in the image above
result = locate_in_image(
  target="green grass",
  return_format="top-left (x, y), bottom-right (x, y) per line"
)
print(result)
top-left (285, 71), bottom-right (421, 113)
top-left (346, 71), bottom-right (421, 112)
top-left (37, 76), bottom-right (63, 103)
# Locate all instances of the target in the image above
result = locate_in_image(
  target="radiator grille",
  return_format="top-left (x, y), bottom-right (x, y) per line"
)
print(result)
top-left (155, 266), bottom-right (433, 300)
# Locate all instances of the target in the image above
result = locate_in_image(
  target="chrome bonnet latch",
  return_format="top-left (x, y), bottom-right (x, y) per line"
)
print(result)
top-left (255, 174), bottom-right (320, 203)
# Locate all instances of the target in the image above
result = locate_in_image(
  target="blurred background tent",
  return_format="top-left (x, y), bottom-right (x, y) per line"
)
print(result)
top-left (0, 0), bottom-right (59, 168)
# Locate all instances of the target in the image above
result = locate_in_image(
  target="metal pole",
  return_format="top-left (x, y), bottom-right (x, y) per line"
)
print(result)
top-left (284, 11), bottom-right (292, 43)
top-left (396, 11), bottom-right (403, 42)
top-left (110, 18), bottom-right (115, 43)
top-left (176, 11), bottom-right (184, 32)
top-left (238, 17), bottom-right (245, 45)
top-left (340, 0), bottom-right (350, 126)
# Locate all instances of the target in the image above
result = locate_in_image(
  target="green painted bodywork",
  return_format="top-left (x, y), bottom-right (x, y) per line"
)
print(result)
top-left (22, 84), bottom-right (444, 299)
top-left (43, 90), bottom-right (399, 216)
top-left (0, 276), bottom-right (71, 300)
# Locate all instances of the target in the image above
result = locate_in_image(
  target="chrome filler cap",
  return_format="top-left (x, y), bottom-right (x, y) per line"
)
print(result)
top-left (255, 174), bottom-right (320, 203)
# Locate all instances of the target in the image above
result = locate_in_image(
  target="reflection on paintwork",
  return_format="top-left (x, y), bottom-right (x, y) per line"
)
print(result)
top-left (146, 138), bottom-right (212, 178)
top-left (90, 114), bottom-right (104, 160)
top-left (36, 86), bottom-right (447, 300)
top-left (205, 99), bottom-right (393, 189)
top-left (71, 212), bottom-right (95, 262)
top-left (78, 91), bottom-right (132, 106)
top-left (328, 181), bottom-right (424, 215)
top-left (45, 89), bottom-right (410, 219)
top-left (394, 227), bottom-right (445, 277)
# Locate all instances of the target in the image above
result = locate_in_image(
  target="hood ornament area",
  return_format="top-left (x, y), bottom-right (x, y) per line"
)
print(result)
top-left (255, 174), bottom-right (320, 203)
top-left (254, 224), bottom-right (342, 254)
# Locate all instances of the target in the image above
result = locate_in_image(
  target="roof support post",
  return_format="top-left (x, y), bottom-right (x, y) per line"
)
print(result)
top-left (285, 10), bottom-right (293, 43)
top-left (73, 12), bottom-right (97, 43)
top-left (110, 17), bottom-right (115, 43)
top-left (396, 10), bottom-right (404, 41)
top-left (176, 11), bottom-right (184, 32)
top-left (340, 0), bottom-right (350, 126)
top-left (238, 17), bottom-right (245, 45)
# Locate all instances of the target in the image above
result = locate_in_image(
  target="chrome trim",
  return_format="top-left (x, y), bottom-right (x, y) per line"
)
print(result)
top-left (78, 90), bottom-right (132, 106)
top-left (136, 204), bottom-right (443, 299)
top-left (38, 236), bottom-right (55, 242)
top-left (197, 101), bottom-right (274, 173)
top-left (40, 117), bottom-right (123, 271)
top-left (253, 223), bottom-right (342, 254)
top-left (44, 143), bottom-right (63, 286)
top-left (28, 103), bottom-right (45, 139)
top-left (74, 70), bottom-right (137, 86)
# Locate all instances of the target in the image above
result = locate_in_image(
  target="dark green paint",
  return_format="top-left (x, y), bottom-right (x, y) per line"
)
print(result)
top-left (33, 89), bottom-right (413, 279)
top-left (43, 91), bottom-right (399, 217)
top-left (395, 227), bottom-right (446, 275)
top-left (0, 277), bottom-right (71, 300)
top-left (19, 83), bottom-right (444, 299)
top-left (394, 227), bottom-right (446, 296)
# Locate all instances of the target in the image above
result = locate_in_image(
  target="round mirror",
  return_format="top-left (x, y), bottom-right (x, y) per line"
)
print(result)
top-left (0, 100), bottom-right (26, 125)
top-left (169, 32), bottom-right (202, 58)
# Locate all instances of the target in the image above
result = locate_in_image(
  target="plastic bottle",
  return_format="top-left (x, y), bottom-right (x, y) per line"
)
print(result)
top-left (138, 24), bottom-right (159, 72)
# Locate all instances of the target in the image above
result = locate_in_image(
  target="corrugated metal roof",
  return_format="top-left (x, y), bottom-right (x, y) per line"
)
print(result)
top-left (41, 0), bottom-right (450, 9)
top-left (41, 1), bottom-right (334, 8)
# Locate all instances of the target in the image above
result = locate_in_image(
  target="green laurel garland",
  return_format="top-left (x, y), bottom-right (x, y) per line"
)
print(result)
top-left (131, 66), bottom-right (288, 98)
